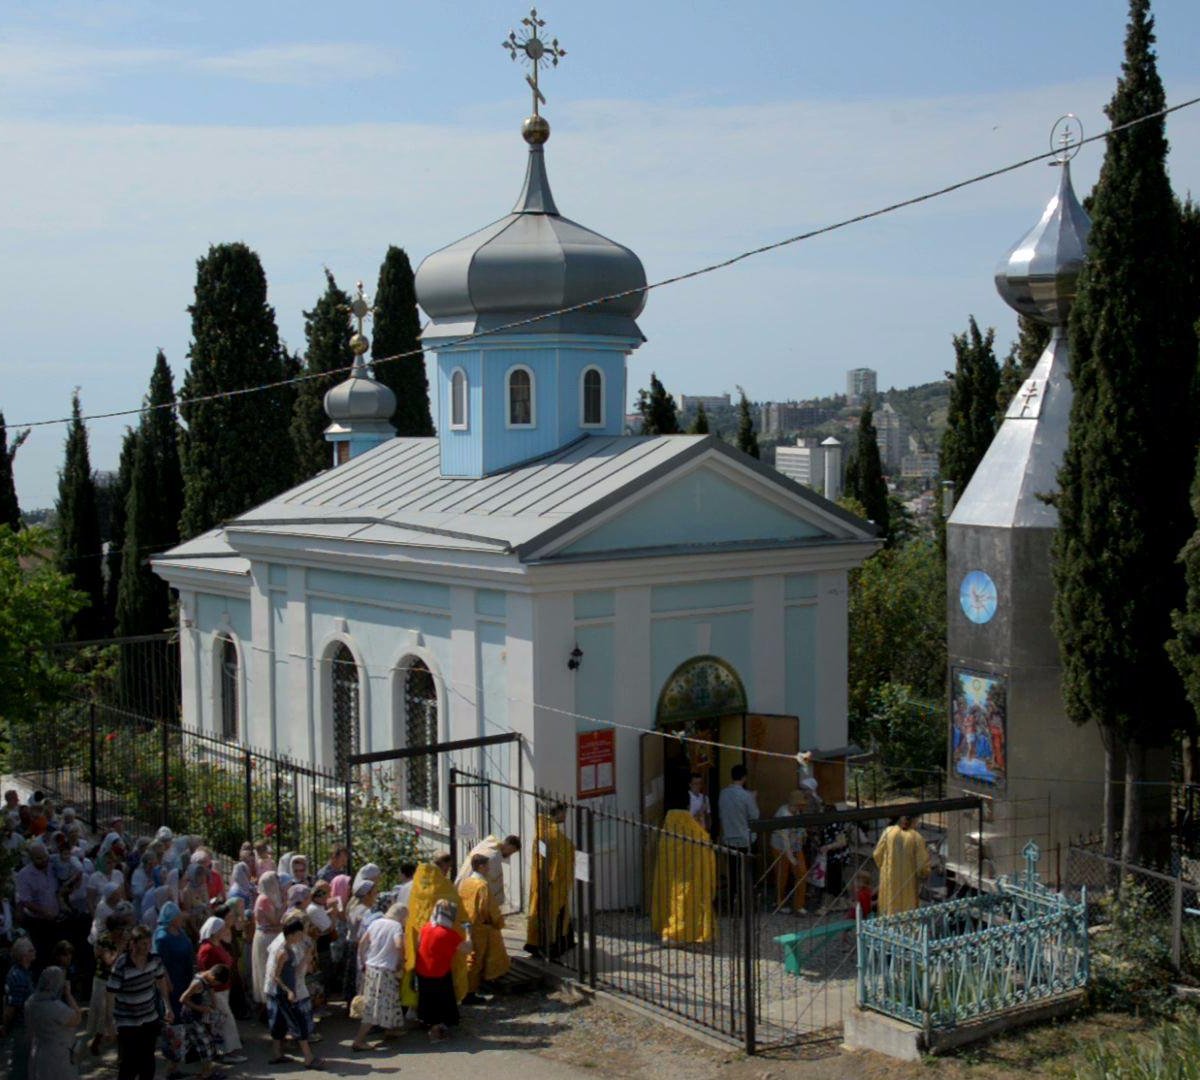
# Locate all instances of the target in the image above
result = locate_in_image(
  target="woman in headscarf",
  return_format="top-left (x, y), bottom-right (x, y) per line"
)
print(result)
top-left (95, 833), bottom-right (126, 876)
top-left (90, 880), bottom-right (124, 945)
top-left (306, 880), bottom-right (339, 1008)
top-left (350, 901), bottom-right (407, 1049)
top-left (286, 883), bottom-right (312, 910)
top-left (129, 847), bottom-right (158, 908)
top-left (650, 807), bottom-right (716, 945)
top-left (329, 874), bottom-right (351, 996)
top-left (277, 852), bottom-right (296, 888)
top-left (25, 966), bottom-right (81, 1080)
top-left (181, 862), bottom-right (210, 929)
top-left (140, 884), bottom-right (170, 932)
top-left (164, 867), bottom-right (181, 905)
top-left (264, 917), bottom-right (323, 1069)
top-left (343, 866), bottom-right (380, 998)
top-left (227, 861), bottom-right (255, 908)
top-left (251, 871), bottom-right (284, 1007)
top-left (289, 854), bottom-right (311, 888)
top-left (197, 916), bottom-right (246, 1063)
top-left (415, 898), bottom-right (469, 1042)
top-left (152, 901), bottom-right (195, 1018)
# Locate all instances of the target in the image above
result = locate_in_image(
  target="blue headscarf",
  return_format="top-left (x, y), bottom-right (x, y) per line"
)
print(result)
top-left (156, 900), bottom-right (182, 930)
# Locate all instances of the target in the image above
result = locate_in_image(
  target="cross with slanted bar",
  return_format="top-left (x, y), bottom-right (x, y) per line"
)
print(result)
top-left (503, 7), bottom-right (566, 118)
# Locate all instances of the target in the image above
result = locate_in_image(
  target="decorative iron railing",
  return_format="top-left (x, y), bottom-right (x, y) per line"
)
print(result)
top-left (856, 842), bottom-right (1088, 1034)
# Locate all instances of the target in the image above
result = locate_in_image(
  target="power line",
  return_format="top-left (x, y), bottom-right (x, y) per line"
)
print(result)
top-left (7, 94), bottom-right (1199, 433)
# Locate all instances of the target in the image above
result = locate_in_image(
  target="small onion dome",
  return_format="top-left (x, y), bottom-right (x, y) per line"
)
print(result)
top-left (323, 354), bottom-right (397, 426)
top-left (994, 161), bottom-right (1091, 326)
top-left (415, 144), bottom-right (647, 340)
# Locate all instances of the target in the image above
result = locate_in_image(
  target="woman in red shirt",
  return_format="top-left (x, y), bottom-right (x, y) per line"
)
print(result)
top-left (197, 915), bottom-right (247, 1063)
top-left (415, 900), bottom-right (469, 1041)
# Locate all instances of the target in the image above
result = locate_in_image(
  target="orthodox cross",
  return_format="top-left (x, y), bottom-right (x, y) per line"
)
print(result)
top-left (1021, 840), bottom-right (1041, 886)
top-left (342, 282), bottom-right (375, 370)
top-left (1018, 380), bottom-right (1040, 417)
top-left (503, 7), bottom-right (566, 118)
top-left (1050, 114), bottom-right (1082, 167)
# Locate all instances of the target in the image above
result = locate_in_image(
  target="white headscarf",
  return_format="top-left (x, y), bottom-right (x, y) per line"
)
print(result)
top-left (351, 863), bottom-right (381, 895)
top-left (277, 852), bottom-right (296, 879)
top-left (199, 916), bottom-right (225, 943)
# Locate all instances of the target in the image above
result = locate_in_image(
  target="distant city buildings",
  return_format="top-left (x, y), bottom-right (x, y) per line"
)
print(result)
top-left (846, 367), bottom-right (877, 406)
top-left (901, 451), bottom-right (939, 481)
top-left (774, 436), bottom-right (843, 499)
top-left (759, 401), bottom-right (835, 435)
top-left (679, 393), bottom-right (730, 413)
top-left (874, 401), bottom-right (908, 474)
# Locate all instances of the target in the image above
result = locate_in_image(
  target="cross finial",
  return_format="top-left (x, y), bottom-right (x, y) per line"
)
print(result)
top-left (1022, 840), bottom-right (1041, 886)
top-left (340, 281), bottom-right (375, 370)
top-left (1049, 114), bottom-right (1083, 167)
top-left (503, 7), bottom-right (566, 121)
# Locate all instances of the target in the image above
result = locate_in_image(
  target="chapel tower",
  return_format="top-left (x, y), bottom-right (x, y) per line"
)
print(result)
top-left (945, 119), bottom-right (1099, 875)
top-left (413, 9), bottom-right (647, 478)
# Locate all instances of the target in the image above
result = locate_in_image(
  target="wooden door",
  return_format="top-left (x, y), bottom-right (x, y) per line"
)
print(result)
top-left (745, 713), bottom-right (800, 824)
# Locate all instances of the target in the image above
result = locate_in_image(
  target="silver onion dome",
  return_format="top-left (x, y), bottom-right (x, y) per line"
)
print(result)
top-left (994, 159), bottom-right (1091, 326)
top-left (414, 143), bottom-right (648, 340)
top-left (323, 362), bottom-right (397, 424)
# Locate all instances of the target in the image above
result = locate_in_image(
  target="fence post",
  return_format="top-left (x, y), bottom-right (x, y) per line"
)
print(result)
top-left (88, 702), bottom-right (98, 830)
top-left (243, 750), bottom-right (253, 844)
top-left (1172, 873), bottom-right (1184, 971)
top-left (160, 714), bottom-right (170, 828)
top-left (448, 767), bottom-right (458, 867)
top-left (740, 852), bottom-right (756, 1056)
top-left (575, 803), bottom-right (585, 985)
top-left (343, 767), bottom-right (353, 871)
top-left (587, 806), bottom-right (597, 991)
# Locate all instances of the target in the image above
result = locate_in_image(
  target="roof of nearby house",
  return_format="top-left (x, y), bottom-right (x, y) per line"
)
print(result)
top-left (152, 434), bottom-right (877, 578)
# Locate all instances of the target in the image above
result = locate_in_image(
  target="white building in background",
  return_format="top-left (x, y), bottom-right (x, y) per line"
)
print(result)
top-left (153, 89), bottom-right (878, 826)
top-left (774, 437), bottom-right (843, 500)
top-left (846, 367), bottom-right (877, 406)
top-left (874, 402), bottom-right (908, 474)
top-left (679, 394), bottom-right (730, 414)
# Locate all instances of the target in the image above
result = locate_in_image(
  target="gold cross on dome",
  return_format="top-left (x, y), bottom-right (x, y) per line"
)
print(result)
top-left (503, 7), bottom-right (566, 118)
top-left (340, 281), bottom-right (375, 361)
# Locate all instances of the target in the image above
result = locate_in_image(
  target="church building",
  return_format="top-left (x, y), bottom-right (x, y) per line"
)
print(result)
top-left (152, 23), bottom-right (877, 821)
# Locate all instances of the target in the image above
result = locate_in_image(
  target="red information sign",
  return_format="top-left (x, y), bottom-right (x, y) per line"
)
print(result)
top-left (577, 729), bottom-right (616, 798)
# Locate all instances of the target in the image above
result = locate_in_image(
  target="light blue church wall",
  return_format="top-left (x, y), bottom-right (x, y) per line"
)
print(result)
top-left (271, 591), bottom-right (287, 743)
top-left (564, 468), bottom-right (827, 556)
top-left (574, 624), bottom-right (614, 733)
top-left (437, 352), bottom-right (484, 478)
top-left (478, 621), bottom-right (509, 794)
top-left (651, 611), bottom-right (754, 717)
top-left (785, 604), bottom-right (817, 746)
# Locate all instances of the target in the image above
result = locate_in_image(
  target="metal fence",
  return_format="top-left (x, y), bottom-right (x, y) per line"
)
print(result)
top-left (6, 698), bottom-right (348, 866)
top-left (1063, 844), bottom-right (1200, 976)
top-left (48, 632), bottom-right (182, 723)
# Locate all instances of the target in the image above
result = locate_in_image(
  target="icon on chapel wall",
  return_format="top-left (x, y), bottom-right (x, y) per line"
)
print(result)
top-left (959, 569), bottom-right (998, 625)
top-left (950, 668), bottom-right (1006, 786)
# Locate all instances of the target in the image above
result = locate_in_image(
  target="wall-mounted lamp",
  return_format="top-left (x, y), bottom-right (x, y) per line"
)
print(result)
top-left (567, 645), bottom-right (584, 671)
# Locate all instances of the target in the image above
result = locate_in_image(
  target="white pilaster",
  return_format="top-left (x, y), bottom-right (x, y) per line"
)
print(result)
top-left (532, 591), bottom-right (575, 797)
top-left (247, 562), bottom-right (274, 750)
top-left (285, 566), bottom-right (311, 760)
top-left (752, 574), bottom-right (786, 714)
top-left (449, 587), bottom-right (479, 744)
top-left (612, 586), bottom-right (652, 817)
top-left (178, 591), bottom-right (201, 729)
top-left (814, 569), bottom-right (849, 749)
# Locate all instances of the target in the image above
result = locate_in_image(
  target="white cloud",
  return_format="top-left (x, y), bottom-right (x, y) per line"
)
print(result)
top-left (192, 43), bottom-right (400, 84)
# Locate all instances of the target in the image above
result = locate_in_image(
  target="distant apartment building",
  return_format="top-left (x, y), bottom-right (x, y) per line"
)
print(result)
top-left (874, 402), bottom-right (908, 474)
top-left (901, 451), bottom-right (939, 481)
top-left (679, 393), bottom-right (731, 413)
top-left (759, 401), bottom-right (834, 435)
top-left (774, 436), bottom-right (843, 499)
top-left (846, 367), bottom-right (877, 406)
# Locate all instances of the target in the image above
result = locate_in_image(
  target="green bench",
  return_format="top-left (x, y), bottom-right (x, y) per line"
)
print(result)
top-left (774, 920), bottom-right (857, 975)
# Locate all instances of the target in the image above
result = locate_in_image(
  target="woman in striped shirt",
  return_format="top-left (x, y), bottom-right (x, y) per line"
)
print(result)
top-left (106, 926), bottom-right (173, 1080)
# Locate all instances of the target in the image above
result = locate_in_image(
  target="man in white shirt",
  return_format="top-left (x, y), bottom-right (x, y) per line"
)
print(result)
top-left (717, 765), bottom-right (759, 852)
top-left (454, 834), bottom-right (521, 907)
top-left (688, 773), bottom-right (711, 832)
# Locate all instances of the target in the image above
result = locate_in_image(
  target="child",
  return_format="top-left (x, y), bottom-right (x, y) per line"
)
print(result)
top-left (177, 963), bottom-right (229, 1080)
top-left (265, 918), bottom-right (323, 1069)
top-left (851, 874), bottom-right (873, 920)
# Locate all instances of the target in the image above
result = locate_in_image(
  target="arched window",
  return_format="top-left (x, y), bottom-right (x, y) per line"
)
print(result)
top-left (218, 637), bottom-right (239, 740)
top-left (582, 367), bottom-right (604, 426)
top-left (403, 660), bottom-right (439, 811)
top-left (450, 369), bottom-right (468, 429)
top-left (507, 366), bottom-right (534, 427)
top-left (331, 644), bottom-right (360, 780)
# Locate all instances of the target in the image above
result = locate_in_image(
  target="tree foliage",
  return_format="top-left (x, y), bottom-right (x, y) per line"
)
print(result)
top-left (940, 316), bottom-right (1000, 496)
top-left (103, 429), bottom-right (138, 634)
top-left (56, 392), bottom-right (104, 640)
top-left (844, 405), bottom-right (890, 538)
top-left (371, 247), bottom-right (433, 437)
top-left (636, 372), bottom-right (680, 435)
top-left (1053, 0), bottom-right (1195, 857)
top-left (117, 353), bottom-right (183, 637)
top-left (847, 538), bottom-right (947, 729)
top-left (688, 403), bottom-right (710, 435)
top-left (179, 243), bottom-right (293, 539)
top-left (0, 413), bottom-right (29, 532)
top-left (735, 386), bottom-right (760, 458)
top-left (291, 270), bottom-right (353, 482)
top-left (0, 526), bottom-right (88, 724)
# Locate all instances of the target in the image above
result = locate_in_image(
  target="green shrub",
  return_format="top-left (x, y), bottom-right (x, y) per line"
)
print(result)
top-left (1078, 1013), bottom-right (1200, 1079)
top-left (1090, 878), bottom-right (1177, 1017)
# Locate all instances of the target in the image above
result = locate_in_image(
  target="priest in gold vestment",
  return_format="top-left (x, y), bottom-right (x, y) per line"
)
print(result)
top-left (404, 862), bottom-right (469, 1003)
top-left (459, 853), bottom-right (511, 993)
top-left (651, 809), bottom-right (716, 945)
top-left (872, 815), bottom-right (930, 916)
top-left (525, 802), bottom-right (575, 959)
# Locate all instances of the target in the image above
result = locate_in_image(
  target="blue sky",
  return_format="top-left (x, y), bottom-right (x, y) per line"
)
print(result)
top-left (2, 0), bottom-right (1199, 507)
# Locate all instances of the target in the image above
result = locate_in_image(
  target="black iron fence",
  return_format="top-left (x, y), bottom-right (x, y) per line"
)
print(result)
top-left (6, 698), bottom-right (347, 867)
top-left (48, 632), bottom-right (182, 723)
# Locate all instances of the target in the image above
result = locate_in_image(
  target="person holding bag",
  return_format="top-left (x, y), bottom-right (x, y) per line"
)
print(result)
top-left (106, 926), bottom-right (172, 1080)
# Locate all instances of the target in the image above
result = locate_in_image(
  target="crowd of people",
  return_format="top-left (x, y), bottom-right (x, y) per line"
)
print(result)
top-left (0, 787), bottom-right (527, 1080)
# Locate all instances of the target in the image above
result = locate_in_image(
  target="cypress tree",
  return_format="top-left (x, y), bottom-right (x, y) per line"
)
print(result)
top-left (689, 403), bottom-right (710, 435)
top-left (939, 316), bottom-right (1000, 498)
top-left (1169, 446), bottom-right (1200, 786)
top-left (372, 247), bottom-right (433, 436)
top-left (56, 391), bottom-right (104, 640)
top-left (997, 315), bottom-right (1051, 419)
top-left (103, 428), bottom-right (138, 634)
top-left (845, 405), bottom-right (890, 538)
top-left (0, 412), bottom-right (29, 531)
top-left (1052, 0), bottom-right (1194, 861)
top-left (635, 373), bottom-right (680, 435)
top-left (735, 387), bottom-right (760, 458)
top-left (117, 352), bottom-right (183, 637)
top-left (291, 270), bottom-right (353, 482)
top-left (179, 243), bottom-right (293, 538)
